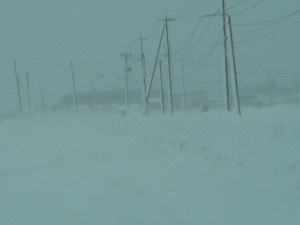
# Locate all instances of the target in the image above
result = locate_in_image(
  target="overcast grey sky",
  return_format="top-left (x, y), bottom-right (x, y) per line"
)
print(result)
top-left (1, 0), bottom-right (300, 114)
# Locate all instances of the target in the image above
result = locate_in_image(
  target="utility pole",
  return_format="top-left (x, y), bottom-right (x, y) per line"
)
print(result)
top-left (70, 62), bottom-right (78, 113)
top-left (146, 24), bottom-right (166, 103)
top-left (227, 15), bottom-right (241, 116)
top-left (125, 54), bottom-right (129, 113)
top-left (159, 60), bottom-right (165, 115)
top-left (296, 73), bottom-right (299, 105)
top-left (121, 53), bottom-right (132, 113)
top-left (137, 34), bottom-right (148, 117)
top-left (222, 0), bottom-right (231, 111)
top-left (272, 79), bottom-right (277, 105)
top-left (41, 89), bottom-right (45, 115)
top-left (26, 72), bottom-right (31, 116)
top-left (14, 61), bottom-right (22, 115)
top-left (181, 58), bottom-right (187, 114)
top-left (93, 89), bottom-right (98, 114)
top-left (165, 8), bottom-right (175, 115)
top-left (267, 71), bottom-right (272, 107)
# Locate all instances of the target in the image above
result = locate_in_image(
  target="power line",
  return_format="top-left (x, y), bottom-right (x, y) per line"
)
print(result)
top-left (147, 21), bottom-right (160, 39)
top-left (73, 58), bottom-right (123, 65)
top-left (185, 27), bottom-right (223, 63)
top-left (175, 10), bottom-right (219, 57)
top-left (173, 16), bottom-right (205, 55)
top-left (185, 79), bottom-right (222, 86)
top-left (185, 45), bottom-right (219, 65)
top-left (233, 9), bottom-right (300, 26)
top-left (15, 61), bottom-right (68, 67)
top-left (166, 0), bottom-right (193, 10)
top-left (237, 20), bottom-right (300, 43)
top-left (235, 10), bottom-right (300, 36)
top-left (232, 0), bottom-right (264, 16)
top-left (173, 0), bottom-right (194, 17)
top-left (175, 0), bottom-right (211, 20)
top-left (189, 28), bottom-right (223, 77)
top-left (227, 0), bottom-right (247, 10)
top-left (15, 58), bottom-right (123, 66)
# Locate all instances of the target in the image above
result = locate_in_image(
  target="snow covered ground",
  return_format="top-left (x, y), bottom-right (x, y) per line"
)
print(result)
top-left (0, 106), bottom-right (299, 225)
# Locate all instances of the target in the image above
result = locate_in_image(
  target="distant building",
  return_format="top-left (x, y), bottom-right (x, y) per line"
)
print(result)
top-left (240, 95), bottom-right (266, 107)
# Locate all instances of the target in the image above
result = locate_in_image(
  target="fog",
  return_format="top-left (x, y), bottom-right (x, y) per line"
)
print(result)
top-left (0, 0), bottom-right (299, 114)
top-left (1, 1), bottom-right (300, 224)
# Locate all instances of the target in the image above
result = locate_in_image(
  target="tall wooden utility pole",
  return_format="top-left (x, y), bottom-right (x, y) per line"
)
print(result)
top-left (159, 60), bottom-right (165, 115)
top-left (121, 53), bottom-right (132, 113)
top-left (14, 61), bottom-right (22, 115)
top-left (146, 24), bottom-right (165, 103)
top-left (70, 62), bottom-right (78, 113)
top-left (41, 89), bottom-right (45, 115)
top-left (272, 79), bottom-right (277, 105)
top-left (267, 71), bottom-right (272, 107)
top-left (181, 59), bottom-right (187, 114)
top-left (125, 55), bottom-right (129, 113)
top-left (94, 89), bottom-right (98, 114)
top-left (26, 72), bottom-right (31, 116)
top-left (228, 15), bottom-right (241, 116)
top-left (137, 34), bottom-right (148, 117)
top-left (222, 0), bottom-right (230, 111)
top-left (295, 73), bottom-right (299, 105)
top-left (165, 8), bottom-right (175, 115)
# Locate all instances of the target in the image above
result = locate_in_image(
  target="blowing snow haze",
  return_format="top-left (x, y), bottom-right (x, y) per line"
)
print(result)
top-left (0, 1), bottom-right (300, 225)
top-left (0, 0), bottom-right (299, 114)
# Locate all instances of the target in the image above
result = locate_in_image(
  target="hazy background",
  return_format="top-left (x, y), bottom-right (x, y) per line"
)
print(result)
top-left (0, 0), bottom-right (299, 114)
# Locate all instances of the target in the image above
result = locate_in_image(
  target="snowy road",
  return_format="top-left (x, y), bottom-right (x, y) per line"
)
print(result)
top-left (0, 108), bottom-right (299, 225)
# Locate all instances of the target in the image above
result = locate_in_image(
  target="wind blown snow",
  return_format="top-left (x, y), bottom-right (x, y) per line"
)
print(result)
top-left (0, 107), bottom-right (299, 225)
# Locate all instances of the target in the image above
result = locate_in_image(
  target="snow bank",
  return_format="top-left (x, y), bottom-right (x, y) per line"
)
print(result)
top-left (0, 106), bottom-right (299, 225)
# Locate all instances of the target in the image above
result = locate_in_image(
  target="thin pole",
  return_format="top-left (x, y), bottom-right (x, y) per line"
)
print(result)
top-left (181, 59), bottom-right (187, 114)
top-left (125, 54), bottom-right (129, 112)
top-left (273, 79), bottom-right (277, 105)
top-left (14, 61), bottom-right (22, 115)
top-left (41, 89), bottom-right (45, 114)
top-left (26, 72), bottom-right (31, 116)
top-left (296, 73), bottom-right (299, 105)
top-left (222, 0), bottom-right (230, 111)
top-left (139, 35), bottom-right (148, 117)
top-left (165, 10), bottom-right (174, 115)
top-left (159, 60), bottom-right (165, 115)
top-left (228, 15), bottom-right (241, 116)
top-left (70, 62), bottom-right (78, 113)
top-left (146, 24), bottom-right (166, 100)
top-left (142, 54), bottom-right (148, 117)
top-left (94, 89), bottom-right (98, 114)
top-left (267, 72), bottom-right (272, 107)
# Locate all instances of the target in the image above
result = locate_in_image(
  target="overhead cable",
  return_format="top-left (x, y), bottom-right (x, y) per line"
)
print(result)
top-left (175, 9), bottom-right (220, 57)
top-left (237, 20), bottom-right (300, 43)
top-left (175, 0), bottom-right (211, 20)
top-left (234, 9), bottom-right (300, 26)
top-left (232, 0), bottom-right (264, 16)
top-left (189, 28), bottom-right (223, 77)
top-left (227, 0), bottom-right (247, 10)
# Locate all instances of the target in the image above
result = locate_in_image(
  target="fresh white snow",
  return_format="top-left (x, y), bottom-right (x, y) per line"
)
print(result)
top-left (0, 107), bottom-right (299, 225)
